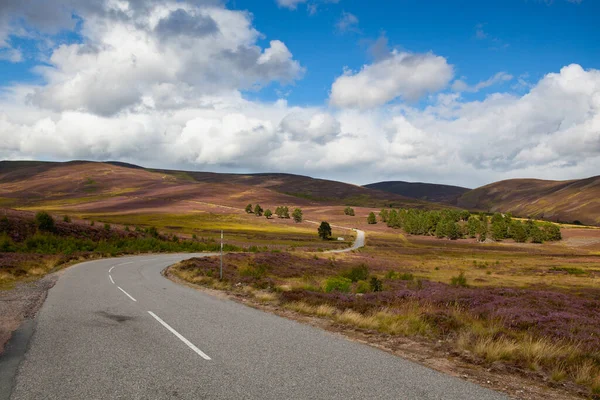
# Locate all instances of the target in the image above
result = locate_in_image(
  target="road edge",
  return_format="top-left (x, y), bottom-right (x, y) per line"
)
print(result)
top-left (0, 319), bottom-right (36, 400)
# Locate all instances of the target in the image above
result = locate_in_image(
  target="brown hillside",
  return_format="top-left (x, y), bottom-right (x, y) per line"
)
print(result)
top-left (158, 170), bottom-right (432, 208)
top-left (0, 161), bottom-right (437, 214)
top-left (0, 161), bottom-right (318, 213)
top-left (364, 181), bottom-right (470, 204)
top-left (457, 176), bottom-right (600, 226)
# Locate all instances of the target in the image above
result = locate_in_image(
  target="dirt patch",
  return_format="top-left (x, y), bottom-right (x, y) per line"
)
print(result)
top-left (0, 274), bottom-right (57, 354)
top-left (164, 266), bottom-right (583, 400)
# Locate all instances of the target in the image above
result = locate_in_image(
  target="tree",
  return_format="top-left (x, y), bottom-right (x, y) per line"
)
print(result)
top-left (264, 209), bottom-right (273, 219)
top-left (254, 204), bottom-right (263, 217)
top-left (318, 221), bottom-right (332, 240)
top-left (510, 221), bottom-right (528, 243)
top-left (245, 204), bottom-right (253, 214)
top-left (467, 216), bottom-right (480, 238)
top-left (379, 209), bottom-right (389, 223)
top-left (276, 206), bottom-right (290, 219)
top-left (367, 212), bottom-right (377, 224)
top-left (478, 213), bottom-right (488, 242)
top-left (542, 223), bottom-right (562, 241)
top-left (529, 223), bottom-right (545, 243)
top-left (491, 213), bottom-right (508, 241)
top-left (35, 211), bottom-right (55, 232)
top-left (344, 207), bottom-right (355, 216)
top-left (292, 208), bottom-right (303, 223)
top-left (446, 221), bottom-right (461, 240)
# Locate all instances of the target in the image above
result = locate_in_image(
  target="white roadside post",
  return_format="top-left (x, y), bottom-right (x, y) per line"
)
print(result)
top-left (220, 230), bottom-right (223, 280)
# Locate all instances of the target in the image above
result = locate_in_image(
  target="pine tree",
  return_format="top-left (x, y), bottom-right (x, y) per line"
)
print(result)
top-left (367, 212), bottom-right (377, 224)
top-left (318, 221), bottom-right (332, 240)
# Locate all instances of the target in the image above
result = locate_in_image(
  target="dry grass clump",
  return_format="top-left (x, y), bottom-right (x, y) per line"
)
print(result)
top-left (284, 301), bottom-right (336, 317)
top-left (253, 291), bottom-right (278, 303)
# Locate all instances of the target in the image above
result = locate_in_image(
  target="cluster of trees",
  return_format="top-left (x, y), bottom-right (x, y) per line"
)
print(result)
top-left (378, 208), bottom-right (561, 243)
top-left (245, 204), bottom-right (303, 222)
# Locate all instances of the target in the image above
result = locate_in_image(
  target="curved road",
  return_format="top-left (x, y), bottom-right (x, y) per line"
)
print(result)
top-left (6, 254), bottom-right (506, 400)
top-left (304, 220), bottom-right (365, 253)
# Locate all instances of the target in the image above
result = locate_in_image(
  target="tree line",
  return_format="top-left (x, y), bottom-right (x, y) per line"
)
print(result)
top-left (378, 208), bottom-right (561, 243)
top-left (245, 204), bottom-right (303, 222)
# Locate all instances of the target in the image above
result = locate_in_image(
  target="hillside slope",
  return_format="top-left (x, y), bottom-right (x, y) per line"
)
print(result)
top-left (364, 181), bottom-right (470, 204)
top-left (154, 170), bottom-right (434, 208)
top-left (0, 161), bottom-right (438, 212)
top-left (457, 176), bottom-right (600, 226)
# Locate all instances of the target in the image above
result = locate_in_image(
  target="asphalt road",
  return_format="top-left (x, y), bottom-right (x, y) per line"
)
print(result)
top-left (6, 254), bottom-right (508, 400)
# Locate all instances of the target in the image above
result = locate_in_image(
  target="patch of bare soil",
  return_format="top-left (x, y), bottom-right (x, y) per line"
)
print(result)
top-left (0, 274), bottom-right (57, 354)
top-left (165, 266), bottom-right (586, 400)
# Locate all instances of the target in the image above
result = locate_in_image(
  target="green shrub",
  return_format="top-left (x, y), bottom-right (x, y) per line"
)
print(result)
top-left (145, 226), bottom-right (159, 238)
top-left (239, 263), bottom-right (269, 279)
top-left (342, 264), bottom-right (370, 282)
top-left (63, 215), bottom-right (71, 223)
top-left (399, 272), bottom-right (414, 281)
top-left (385, 270), bottom-right (398, 279)
top-left (355, 280), bottom-right (370, 293)
top-left (450, 272), bottom-right (468, 287)
top-left (0, 233), bottom-right (16, 252)
top-left (35, 211), bottom-right (55, 232)
top-left (369, 276), bottom-right (383, 292)
top-left (323, 277), bottom-right (352, 293)
top-left (104, 223), bottom-right (111, 231)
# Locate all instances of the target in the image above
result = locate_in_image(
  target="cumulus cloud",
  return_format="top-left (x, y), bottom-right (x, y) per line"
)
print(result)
top-left (452, 72), bottom-right (513, 93)
top-left (0, 1), bottom-right (599, 188)
top-left (329, 50), bottom-right (454, 109)
top-left (22, 2), bottom-right (303, 116)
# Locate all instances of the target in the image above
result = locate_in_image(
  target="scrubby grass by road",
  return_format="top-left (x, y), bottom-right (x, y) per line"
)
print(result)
top-left (171, 246), bottom-right (600, 398)
top-left (0, 210), bottom-right (239, 289)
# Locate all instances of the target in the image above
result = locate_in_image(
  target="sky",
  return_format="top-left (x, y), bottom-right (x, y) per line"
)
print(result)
top-left (0, 0), bottom-right (598, 188)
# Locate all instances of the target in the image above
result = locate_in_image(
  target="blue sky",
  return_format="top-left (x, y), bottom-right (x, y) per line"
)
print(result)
top-left (234, 0), bottom-right (600, 105)
top-left (0, 0), bottom-right (598, 187)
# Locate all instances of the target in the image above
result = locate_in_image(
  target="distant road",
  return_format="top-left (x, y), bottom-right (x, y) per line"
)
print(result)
top-left (304, 220), bottom-right (365, 253)
top-left (6, 254), bottom-right (506, 400)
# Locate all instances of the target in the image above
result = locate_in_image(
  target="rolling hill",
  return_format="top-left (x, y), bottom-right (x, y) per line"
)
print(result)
top-left (457, 176), bottom-right (600, 226)
top-left (0, 161), bottom-right (435, 212)
top-left (364, 181), bottom-right (470, 204)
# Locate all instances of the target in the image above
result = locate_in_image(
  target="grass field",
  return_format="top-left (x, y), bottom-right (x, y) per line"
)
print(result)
top-left (171, 226), bottom-right (600, 398)
top-left (69, 211), bottom-right (355, 250)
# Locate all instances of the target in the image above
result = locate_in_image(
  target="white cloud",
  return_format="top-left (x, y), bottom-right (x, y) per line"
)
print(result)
top-left (452, 72), bottom-right (513, 93)
top-left (24, 3), bottom-right (303, 116)
top-left (0, 2), bottom-right (599, 188)
top-left (276, 0), bottom-right (307, 9)
top-left (329, 50), bottom-right (454, 109)
top-left (335, 11), bottom-right (359, 33)
top-left (276, 0), bottom-right (340, 14)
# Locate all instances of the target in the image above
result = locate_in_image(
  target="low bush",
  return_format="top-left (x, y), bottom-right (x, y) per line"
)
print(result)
top-left (323, 276), bottom-right (352, 293)
top-left (450, 272), bottom-right (468, 287)
top-left (35, 211), bottom-right (55, 232)
top-left (355, 280), bottom-right (371, 294)
top-left (341, 263), bottom-right (369, 282)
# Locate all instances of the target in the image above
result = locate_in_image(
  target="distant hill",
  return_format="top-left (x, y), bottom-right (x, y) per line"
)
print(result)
top-left (0, 161), bottom-right (439, 211)
top-left (457, 176), bottom-right (600, 226)
top-left (154, 170), bottom-right (434, 208)
top-left (364, 181), bottom-right (470, 204)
